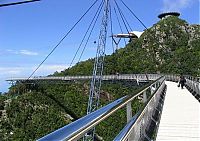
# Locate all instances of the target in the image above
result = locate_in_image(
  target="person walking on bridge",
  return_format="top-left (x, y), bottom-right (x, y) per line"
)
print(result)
top-left (179, 75), bottom-right (186, 89)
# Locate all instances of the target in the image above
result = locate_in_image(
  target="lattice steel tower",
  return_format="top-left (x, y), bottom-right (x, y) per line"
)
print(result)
top-left (84, 0), bottom-right (110, 140)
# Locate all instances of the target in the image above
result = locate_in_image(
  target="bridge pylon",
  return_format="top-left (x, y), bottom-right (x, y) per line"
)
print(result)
top-left (84, 0), bottom-right (110, 140)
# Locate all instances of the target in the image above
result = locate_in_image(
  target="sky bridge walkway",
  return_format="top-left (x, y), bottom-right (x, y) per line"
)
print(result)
top-left (36, 75), bottom-right (200, 141)
top-left (156, 81), bottom-right (200, 141)
top-left (6, 74), bottom-right (159, 83)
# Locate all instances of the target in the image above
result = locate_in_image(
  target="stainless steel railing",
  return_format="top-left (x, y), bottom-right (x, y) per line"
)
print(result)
top-left (166, 74), bottom-right (200, 101)
top-left (114, 76), bottom-right (166, 141)
top-left (37, 76), bottom-right (166, 141)
top-left (6, 74), bottom-right (161, 82)
top-left (165, 74), bottom-right (179, 82)
top-left (185, 77), bottom-right (200, 101)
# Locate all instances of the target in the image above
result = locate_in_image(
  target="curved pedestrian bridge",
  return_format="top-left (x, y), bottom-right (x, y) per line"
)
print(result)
top-left (6, 74), bottom-right (200, 141)
top-left (157, 81), bottom-right (200, 141)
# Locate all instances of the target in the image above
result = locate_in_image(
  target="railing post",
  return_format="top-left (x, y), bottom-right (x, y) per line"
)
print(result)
top-left (126, 101), bottom-right (136, 141)
top-left (194, 82), bottom-right (200, 96)
top-left (143, 91), bottom-right (147, 103)
top-left (126, 102), bottom-right (132, 123)
top-left (155, 82), bottom-right (158, 90)
top-left (151, 85), bottom-right (155, 95)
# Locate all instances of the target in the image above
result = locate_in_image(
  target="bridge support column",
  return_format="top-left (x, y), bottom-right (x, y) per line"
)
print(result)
top-left (126, 102), bottom-right (132, 123)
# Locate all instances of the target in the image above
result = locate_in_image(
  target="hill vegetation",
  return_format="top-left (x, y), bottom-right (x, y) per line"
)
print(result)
top-left (0, 16), bottom-right (199, 141)
top-left (57, 16), bottom-right (200, 76)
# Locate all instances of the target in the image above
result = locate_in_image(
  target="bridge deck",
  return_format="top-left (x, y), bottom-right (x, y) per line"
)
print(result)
top-left (156, 81), bottom-right (200, 141)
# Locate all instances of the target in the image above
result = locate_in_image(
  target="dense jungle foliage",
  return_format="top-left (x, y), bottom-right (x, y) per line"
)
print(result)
top-left (1, 80), bottom-right (145, 140)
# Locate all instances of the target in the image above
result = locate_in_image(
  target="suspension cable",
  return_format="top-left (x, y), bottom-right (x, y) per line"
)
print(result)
top-left (114, 0), bottom-right (132, 31)
top-left (121, 11), bottom-right (132, 31)
top-left (119, 0), bottom-right (148, 30)
top-left (77, 0), bottom-right (104, 63)
top-left (109, 2), bottom-right (119, 74)
top-left (69, 0), bottom-right (104, 68)
top-left (0, 0), bottom-right (40, 7)
top-left (114, 0), bottom-right (130, 34)
top-left (27, 0), bottom-right (100, 79)
top-left (113, 6), bottom-right (126, 45)
top-left (109, 2), bottom-right (115, 53)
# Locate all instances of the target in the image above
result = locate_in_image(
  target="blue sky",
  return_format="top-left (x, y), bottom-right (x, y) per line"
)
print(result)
top-left (0, 0), bottom-right (199, 92)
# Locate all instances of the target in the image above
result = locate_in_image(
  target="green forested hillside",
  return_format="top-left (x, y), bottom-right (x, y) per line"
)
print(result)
top-left (0, 16), bottom-right (199, 141)
top-left (1, 80), bottom-right (144, 140)
top-left (57, 16), bottom-right (200, 76)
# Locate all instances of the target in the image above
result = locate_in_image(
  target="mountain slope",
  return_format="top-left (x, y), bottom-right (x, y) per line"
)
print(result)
top-left (57, 16), bottom-right (200, 76)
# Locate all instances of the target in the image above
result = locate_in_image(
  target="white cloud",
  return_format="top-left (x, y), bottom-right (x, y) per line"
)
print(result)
top-left (19, 50), bottom-right (38, 56)
top-left (162, 0), bottom-right (195, 12)
top-left (6, 49), bottom-right (18, 54)
top-left (6, 49), bottom-right (39, 56)
top-left (0, 64), bottom-right (68, 92)
top-left (0, 64), bottom-right (68, 78)
top-left (0, 64), bottom-right (69, 92)
top-left (0, 67), bottom-right (24, 76)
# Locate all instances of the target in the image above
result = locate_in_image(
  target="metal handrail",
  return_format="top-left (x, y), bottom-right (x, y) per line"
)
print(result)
top-left (38, 76), bottom-right (165, 141)
top-left (6, 74), bottom-right (161, 82)
top-left (165, 74), bottom-right (200, 101)
top-left (113, 113), bottom-right (139, 141)
top-left (114, 76), bottom-right (166, 141)
top-left (165, 75), bottom-right (200, 93)
top-left (185, 78), bottom-right (200, 98)
top-left (165, 74), bottom-right (179, 82)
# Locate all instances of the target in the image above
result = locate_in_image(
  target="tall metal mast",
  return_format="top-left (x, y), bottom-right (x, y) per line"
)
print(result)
top-left (84, 0), bottom-right (109, 140)
top-left (87, 0), bottom-right (109, 115)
